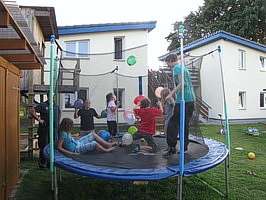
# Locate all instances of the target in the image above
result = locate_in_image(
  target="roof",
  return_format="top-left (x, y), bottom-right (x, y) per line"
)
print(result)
top-left (159, 31), bottom-right (266, 61)
top-left (58, 21), bottom-right (157, 35)
top-left (0, 0), bottom-right (44, 69)
top-left (19, 6), bottom-right (58, 41)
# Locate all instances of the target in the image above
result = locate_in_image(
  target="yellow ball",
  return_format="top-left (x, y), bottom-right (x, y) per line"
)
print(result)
top-left (248, 152), bottom-right (256, 160)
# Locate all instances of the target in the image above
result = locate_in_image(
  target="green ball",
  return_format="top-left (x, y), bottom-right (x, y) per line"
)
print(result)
top-left (127, 55), bottom-right (136, 66)
top-left (128, 126), bottom-right (138, 135)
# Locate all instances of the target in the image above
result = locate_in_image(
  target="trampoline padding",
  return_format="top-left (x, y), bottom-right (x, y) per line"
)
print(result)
top-left (44, 137), bottom-right (228, 180)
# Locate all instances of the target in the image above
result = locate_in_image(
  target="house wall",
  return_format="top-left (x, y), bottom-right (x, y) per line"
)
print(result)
top-left (45, 29), bottom-right (149, 124)
top-left (187, 41), bottom-right (224, 120)
top-left (221, 41), bottom-right (266, 120)
top-left (187, 40), bottom-right (266, 120)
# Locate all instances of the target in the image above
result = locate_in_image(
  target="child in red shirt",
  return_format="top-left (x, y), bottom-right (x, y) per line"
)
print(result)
top-left (133, 98), bottom-right (162, 152)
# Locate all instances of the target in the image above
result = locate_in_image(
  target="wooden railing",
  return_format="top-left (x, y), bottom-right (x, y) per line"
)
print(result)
top-left (148, 69), bottom-right (211, 120)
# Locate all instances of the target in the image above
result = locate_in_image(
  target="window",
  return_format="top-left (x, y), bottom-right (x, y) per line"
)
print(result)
top-left (64, 93), bottom-right (76, 109)
top-left (114, 37), bottom-right (124, 59)
top-left (238, 49), bottom-right (246, 69)
top-left (65, 41), bottom-right (76, 57)
top-left (78, 41), bottom-right (89, 58)
top-left (64, 89), bottom-right (88, 109)
top-left (260, 56), bottom-right (266, 71)
top-left (113, 88), bottom-right (125, 108)
top-left (238, 91), bottom-right (246, 109)
top-left (65, 40), bottom-right (90, 58)
top-left (77, 89), bottom-right (88, 101)
top-left (260, 90), bottom-right (266, 108)
top-left (41, 42), bottom-right (45, 57)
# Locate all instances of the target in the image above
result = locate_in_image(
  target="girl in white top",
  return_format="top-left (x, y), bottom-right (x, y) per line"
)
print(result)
top-left (106, 92), bottom-right (117, 136)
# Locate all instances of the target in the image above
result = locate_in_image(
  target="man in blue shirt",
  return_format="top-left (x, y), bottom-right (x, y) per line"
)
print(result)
top-left (164, 54), bottom-right (195, 156)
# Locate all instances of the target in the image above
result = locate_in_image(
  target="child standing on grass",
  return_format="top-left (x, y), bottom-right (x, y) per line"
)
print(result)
top-left (106, 92), bottom-right (118, 136)
top-left (57, 118), bottom-right (116, 155)
top-left (133, 98), bottom-right (162, 152)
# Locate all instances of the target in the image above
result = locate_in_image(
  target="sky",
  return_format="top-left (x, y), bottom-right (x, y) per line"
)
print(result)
top-left (17, 0), bottom-right (204, 68)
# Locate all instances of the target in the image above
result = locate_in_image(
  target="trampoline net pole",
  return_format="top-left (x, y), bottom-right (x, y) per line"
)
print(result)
top-left (116, 66), bottom-right (119, 133)
top-left (178, 22), bottom-right (186, 176)
top-left (49, 35), bottom-right (56, 195)
top-left (218, 46), bottom-right (231, 153)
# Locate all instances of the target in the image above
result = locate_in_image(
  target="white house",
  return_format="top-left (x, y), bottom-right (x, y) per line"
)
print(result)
top-left (45, 21), bottom-right (156, 124)
top-left (160, 31), bottom-right (266, 121)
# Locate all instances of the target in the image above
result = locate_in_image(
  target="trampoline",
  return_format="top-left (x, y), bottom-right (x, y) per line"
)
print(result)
top-left (44, 136), bottom-right (228, 180)
top-left (44, 32), bottom-right (231, 199)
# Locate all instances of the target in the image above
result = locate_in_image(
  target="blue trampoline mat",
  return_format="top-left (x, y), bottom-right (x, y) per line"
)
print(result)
top-left (44, 137), bottom-right (228, 180)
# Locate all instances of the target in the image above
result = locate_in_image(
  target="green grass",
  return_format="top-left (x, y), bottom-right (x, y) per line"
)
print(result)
top-left (16, 123), bottom-right (266, 200)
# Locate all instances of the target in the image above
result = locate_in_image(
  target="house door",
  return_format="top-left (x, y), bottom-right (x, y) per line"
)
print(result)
top-left (0, 67), bottom-right (6, 200)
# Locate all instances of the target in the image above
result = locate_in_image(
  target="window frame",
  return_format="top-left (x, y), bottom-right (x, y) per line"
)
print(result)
top-left (63, 92), bottom-right (76, 110)
top-left (114, 36), bottom-right (125, 60)
top-left (259, 56), bottom-right (266, 71)
top-left (65, 40), bottom-right (90, 58)
top-left (259, 90), bottom-right (266, 109)
top-left (238, 91), bottom-right (246, 109)
top-left (238, 49), bottom-right (246, 70)
top-left (62, 89), bottom-right (88, 110)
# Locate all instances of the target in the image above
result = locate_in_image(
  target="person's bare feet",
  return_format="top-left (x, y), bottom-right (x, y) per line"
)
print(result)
top-left (111, 141), bottom-right (118, 147)
top-left (107, 146), bottom-right (116, 152)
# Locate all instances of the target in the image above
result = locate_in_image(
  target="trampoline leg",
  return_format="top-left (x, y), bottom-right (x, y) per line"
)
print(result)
top-left (59, 168), bottom-right (62, 183)
top-left (225, 156), bottom-right (229, 199)
top-left (51, 167), bottom-right (58, 200)
top-left (51, 170), bottom-right (54, 191)
top-left (177, 176), bottom-right (183, 200)
top-left (53, 168), bottom-right (58, 200)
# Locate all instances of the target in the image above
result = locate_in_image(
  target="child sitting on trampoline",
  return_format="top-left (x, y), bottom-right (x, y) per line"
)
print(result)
top-left (57, 118), bottom-right (116, 155)
top-left (133, 98), bottom-right (162, 152)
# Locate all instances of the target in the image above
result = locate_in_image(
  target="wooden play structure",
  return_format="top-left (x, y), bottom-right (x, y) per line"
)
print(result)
top-left (0, 1), bottom-right (47, 199)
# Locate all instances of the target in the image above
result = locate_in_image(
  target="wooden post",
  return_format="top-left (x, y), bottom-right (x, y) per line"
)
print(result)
top-left (73, 58), bottom-right (80, 89)
top-left (27, 71), bottom-right (34, 160)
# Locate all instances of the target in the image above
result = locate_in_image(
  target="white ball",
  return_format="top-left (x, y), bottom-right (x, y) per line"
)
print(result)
top-left (122, 133), bottom-right (133, 146)
top-left (126, 114), bottom-right (136, 125)
top-left (123, 110), bottom-right (136, 125)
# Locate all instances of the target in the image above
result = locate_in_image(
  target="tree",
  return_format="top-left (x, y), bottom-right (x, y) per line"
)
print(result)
top-left (166, 0), bottom-right (266, 51)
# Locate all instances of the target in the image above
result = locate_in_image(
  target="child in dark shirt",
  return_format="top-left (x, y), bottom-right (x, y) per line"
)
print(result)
top-left (74, 99), bottom-right (101, 136)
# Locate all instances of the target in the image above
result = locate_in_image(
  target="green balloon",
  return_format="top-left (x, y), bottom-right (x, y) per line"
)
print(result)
top-left (128, 126), bottom-right (138, 135)
top-left (127, 55), bottom-right (136, 66)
